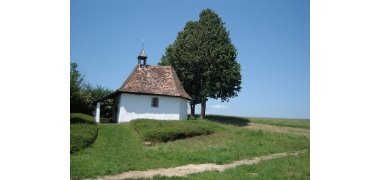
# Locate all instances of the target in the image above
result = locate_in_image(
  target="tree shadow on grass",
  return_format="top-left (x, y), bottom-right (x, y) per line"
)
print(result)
top-left (189, 114), bottom-right (250, 127)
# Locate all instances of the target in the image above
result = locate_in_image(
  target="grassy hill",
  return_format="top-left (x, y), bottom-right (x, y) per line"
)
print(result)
top-left (70, 115), bottom-right (309, 179)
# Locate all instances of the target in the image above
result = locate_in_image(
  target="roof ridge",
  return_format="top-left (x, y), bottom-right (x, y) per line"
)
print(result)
top-left (149, 65), bottom-right (171, 68)
top-left (169, 66), bottom-right (192, 99)
top-left (118, 65), bottom-right (138, 90)
top-left (168, 66), bottom-right (179, 96)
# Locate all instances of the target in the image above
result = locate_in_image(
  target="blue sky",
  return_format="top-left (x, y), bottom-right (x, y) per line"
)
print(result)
top-left (71, 0), bottom-right (309, 119)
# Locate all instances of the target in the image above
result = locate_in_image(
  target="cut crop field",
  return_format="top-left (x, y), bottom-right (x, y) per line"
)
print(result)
top-left (70, 116), bottom-right (309, 180)
top-left (249, 117), bottom-right (310, 129)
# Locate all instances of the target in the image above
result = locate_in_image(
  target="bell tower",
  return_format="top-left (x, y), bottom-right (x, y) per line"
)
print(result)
top-left (138, 39), bottom-right (147, 67)
top-left (137, 48), bottom-right (147, 67)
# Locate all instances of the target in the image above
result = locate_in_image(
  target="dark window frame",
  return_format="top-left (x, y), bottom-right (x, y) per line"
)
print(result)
top-left (151, 97), bottom-right (159, 108)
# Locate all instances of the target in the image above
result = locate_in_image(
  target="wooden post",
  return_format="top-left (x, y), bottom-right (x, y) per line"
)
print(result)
top-left (95, 102), bottom-right (100, 123)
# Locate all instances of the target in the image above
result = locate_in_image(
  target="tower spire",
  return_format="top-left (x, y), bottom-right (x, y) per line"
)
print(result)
top-left (137, 40), bottom-right (147, 67)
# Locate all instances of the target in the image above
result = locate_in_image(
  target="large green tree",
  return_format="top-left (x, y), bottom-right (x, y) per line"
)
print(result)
top-left (160, 9), bottom-right (242, 119)
top-left (159, 21), bottom-right (203, 118)
top-left (70, 62), bottom-right (87, 113)
top-left (70, 62), bottom-right (113, 117)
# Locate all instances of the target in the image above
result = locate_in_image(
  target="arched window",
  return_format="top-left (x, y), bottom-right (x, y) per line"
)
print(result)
top-left (151, 97), bottom-right (159, 107)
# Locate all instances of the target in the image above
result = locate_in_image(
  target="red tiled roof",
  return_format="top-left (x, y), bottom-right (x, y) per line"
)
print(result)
top-left (118, 65), bottom-right (191, 100)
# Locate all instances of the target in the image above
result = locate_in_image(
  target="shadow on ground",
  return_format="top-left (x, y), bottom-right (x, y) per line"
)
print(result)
top-left (189, 114), bottom-right (250, 126)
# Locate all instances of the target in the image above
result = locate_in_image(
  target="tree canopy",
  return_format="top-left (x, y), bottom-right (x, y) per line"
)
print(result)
top-left (70, 63), bottom-right (113, 117)
top-left (159, 9), bottom-right (242, 118)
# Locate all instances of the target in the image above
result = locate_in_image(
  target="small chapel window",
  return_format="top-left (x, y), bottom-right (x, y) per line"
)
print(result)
top-left (151, 97), bottom-right (159, 107)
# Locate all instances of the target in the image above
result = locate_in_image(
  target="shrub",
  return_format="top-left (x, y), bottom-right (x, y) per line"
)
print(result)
top-left (70, 113), bottom-right (96, 124)
top-left (70, 124), bottom-right (98, 153)
top-left (70, 113), bottom-right (98, 153)
top-left (130, 120), bottom-right (214, 142)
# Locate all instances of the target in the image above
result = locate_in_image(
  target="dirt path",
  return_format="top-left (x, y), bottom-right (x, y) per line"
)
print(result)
top-left (85, 150), bottom-right (307, 180)
top-left (245, 123), bottom-right (310, 137)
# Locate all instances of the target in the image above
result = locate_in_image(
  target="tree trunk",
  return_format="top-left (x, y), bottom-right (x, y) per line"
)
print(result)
top-left (200, 99), bottom-right (207, 119)
top-left (190, 103), bottom-right (195, 119)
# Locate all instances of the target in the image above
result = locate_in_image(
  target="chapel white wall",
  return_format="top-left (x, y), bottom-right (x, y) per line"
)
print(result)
top-left (117, 93), bottom-right (188, 123)
top-left (179, 98), bottom-right (188, 120)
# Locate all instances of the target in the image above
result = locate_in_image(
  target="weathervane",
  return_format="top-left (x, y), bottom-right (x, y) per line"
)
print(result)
top-left (142, 38), bottom-right (145, 49)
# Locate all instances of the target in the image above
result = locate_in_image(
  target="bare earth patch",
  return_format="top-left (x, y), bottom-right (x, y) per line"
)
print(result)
top-left (245, 123), bottom-right (310, 137)
top-left (85, 150), bottom-right (307, 180)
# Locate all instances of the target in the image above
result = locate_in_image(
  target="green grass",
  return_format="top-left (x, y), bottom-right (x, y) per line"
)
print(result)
top-left (70, 119), bottom-right (309, 179)
top-left (204, 115), bottom-right (250, 126)
top-left (249, 117), bottom-right (310, 129)
top-left (153, 150), bottom-right (310, 180)
top-left (70, 113), bottom-right (98, 153)
top-left (130, 119), bottom-right (215, 142)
